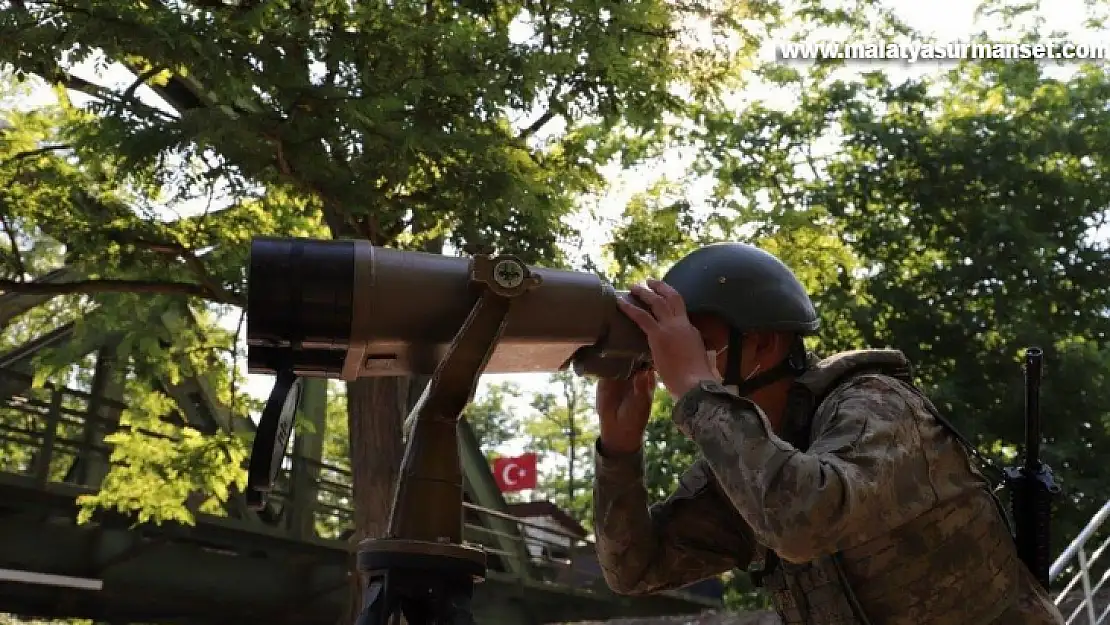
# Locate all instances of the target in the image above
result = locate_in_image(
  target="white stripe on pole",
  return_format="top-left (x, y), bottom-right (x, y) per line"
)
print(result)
top-left (0, 568), bottom-right (104, 591)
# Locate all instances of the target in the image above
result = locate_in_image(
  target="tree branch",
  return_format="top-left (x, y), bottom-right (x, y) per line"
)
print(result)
top-left (518, 109), bottom-right (558, 141)
top-left (0, 278), bottom-right (244, 306)
top-left (122, 65), bottom-right (167, 102)
top-left (518, 80), bottom-right (569, 141)
top-left (54, 70), bottom-right (180, 122)
top-left (180, 0), bottom-right (261, 16)
top-left (0, 213), bottom-right (28, 280)
top-left (101, 229), bottom-right (228, 301)
top-left (1, 144), bottom-right (71, 166)
top-left (229, 307), bottom-right (246, 404)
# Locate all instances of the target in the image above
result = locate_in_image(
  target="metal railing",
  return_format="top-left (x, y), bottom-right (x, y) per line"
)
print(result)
top-left (1052, 500), bottom-right (1110, 625)
top-left (0, 368), bottom-right (126, 484)
top-left (263, 455), bottom-right (722, 602)
top-left (0, 369), bottom-right (722, 605)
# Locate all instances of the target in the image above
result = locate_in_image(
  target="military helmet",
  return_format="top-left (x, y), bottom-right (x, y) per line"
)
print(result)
top-left (662, 243), bottom-right (820, 335)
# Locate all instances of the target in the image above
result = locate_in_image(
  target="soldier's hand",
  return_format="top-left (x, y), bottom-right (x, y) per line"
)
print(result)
top-left (618, 279), bottom-right (718, 400)
top-left (596, 369), bottom-right (656, 455)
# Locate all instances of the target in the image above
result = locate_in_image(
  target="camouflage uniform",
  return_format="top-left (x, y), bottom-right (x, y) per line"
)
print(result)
top-left (593, 349), bottom-right (1064, 625)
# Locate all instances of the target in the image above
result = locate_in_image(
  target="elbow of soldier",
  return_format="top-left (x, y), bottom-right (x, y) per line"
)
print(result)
top-left (756, 493), bottom-right (846, 564)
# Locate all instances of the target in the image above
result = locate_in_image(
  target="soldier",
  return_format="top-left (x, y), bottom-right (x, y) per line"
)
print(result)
top-left (593, 243), bottom-right (1065, 625)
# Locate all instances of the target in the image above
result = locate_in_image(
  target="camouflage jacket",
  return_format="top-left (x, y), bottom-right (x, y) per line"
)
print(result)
top-left (593, 349), bottom-right (1064, 625)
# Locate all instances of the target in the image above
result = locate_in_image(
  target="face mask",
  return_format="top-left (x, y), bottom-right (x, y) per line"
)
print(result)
top-left (706, 345), bottom-right (727, 382)
top-left (721, 360), bottom-right (761, 396)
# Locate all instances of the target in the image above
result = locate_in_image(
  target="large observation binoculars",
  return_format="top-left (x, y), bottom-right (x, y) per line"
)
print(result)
top-left (246, 236), bottom-right (651, 382)
top-left (245, 236), bottom-right (654, 625)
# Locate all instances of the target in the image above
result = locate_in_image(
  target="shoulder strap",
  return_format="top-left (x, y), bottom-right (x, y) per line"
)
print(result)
top-left (895, 382), bottom-right (1005, 483)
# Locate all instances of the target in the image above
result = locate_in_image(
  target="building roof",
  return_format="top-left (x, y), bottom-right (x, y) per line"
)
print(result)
top-left (506, 500), bottom-right (588, 539)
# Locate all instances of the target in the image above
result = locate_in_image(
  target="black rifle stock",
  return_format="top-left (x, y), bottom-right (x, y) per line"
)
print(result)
top-left (1003, 347), bottom-right (1060, 591)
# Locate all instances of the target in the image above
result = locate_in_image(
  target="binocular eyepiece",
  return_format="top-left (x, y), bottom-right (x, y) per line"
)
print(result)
top-left (246, 237), bottom-right (651, 381)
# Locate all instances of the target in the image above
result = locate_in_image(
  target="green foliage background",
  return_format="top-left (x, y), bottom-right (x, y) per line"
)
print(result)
top-left (1, 0), bottom-right (1109, 617)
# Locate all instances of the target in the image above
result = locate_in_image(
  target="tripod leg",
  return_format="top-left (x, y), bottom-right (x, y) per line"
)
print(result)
top-left (354, 543), bottom-right (486, 625)
top-left (435, 577), bottom-right (478, 625)
top-left (395, 589), bottom-right (474, 625)
top-left (444, 587), bottom-right (476, 625)
top-left (355, 578), bottom-right (401, 625)
top-left (388, 573), bottom-right (476, 625)
top-left (400, 598), bottom-right (431, 625)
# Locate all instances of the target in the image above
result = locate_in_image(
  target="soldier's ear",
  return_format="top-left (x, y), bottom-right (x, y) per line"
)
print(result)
top-left (748, 330), bottom-right (779, 360)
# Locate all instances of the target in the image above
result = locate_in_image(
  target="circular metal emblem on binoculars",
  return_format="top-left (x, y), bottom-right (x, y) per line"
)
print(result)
top-left (492, 259), bottom-right (525, 289)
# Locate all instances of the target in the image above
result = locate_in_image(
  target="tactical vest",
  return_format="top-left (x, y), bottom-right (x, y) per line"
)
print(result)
top-left (752, 349), bottom-right (1023, 625)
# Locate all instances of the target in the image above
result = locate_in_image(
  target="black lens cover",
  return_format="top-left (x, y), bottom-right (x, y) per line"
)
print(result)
top-left (246, 369), bottom-right (303, 509)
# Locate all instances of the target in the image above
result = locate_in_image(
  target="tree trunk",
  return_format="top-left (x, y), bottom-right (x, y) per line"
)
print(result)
top-left (340, 375), bottom-right (428, 625)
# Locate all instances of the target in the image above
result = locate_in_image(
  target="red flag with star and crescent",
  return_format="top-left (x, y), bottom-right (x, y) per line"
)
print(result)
top-left (492, 453), bottom-right (538, 492)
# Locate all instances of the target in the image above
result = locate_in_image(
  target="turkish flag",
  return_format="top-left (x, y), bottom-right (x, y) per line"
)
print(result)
top-left (492, 453), bottom-right (538, 492)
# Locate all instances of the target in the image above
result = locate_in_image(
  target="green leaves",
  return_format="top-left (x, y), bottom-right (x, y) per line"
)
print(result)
top-left (0, 0), bottom-right (743, 261)
top-left (521, 371), bottom-right (598, 525)
top-left (684, 44), bottom-right (1110, 544)
top-left (583, 0), bottom-right (1110, 573)
top-left (4, 0), bottom-right (1109, 602)
top-left (640, 389), bottom-right (698, 502)
top-left (464, 381), bottom-right (523, 460)
top-left (606, 181), bottom-right (701, 286)
top-left (77, 426), bottom-right (249, 526)
top-left (0, 0), bottom-right (781, 541)
top-left (60, 373), bottom-right (251, 526)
